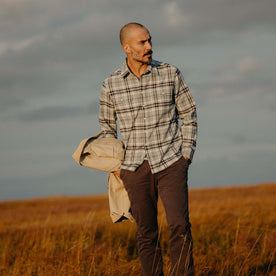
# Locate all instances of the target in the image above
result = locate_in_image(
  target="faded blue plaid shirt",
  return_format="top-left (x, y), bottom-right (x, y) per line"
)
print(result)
top-left (99, 60), bottom-right (197, 174)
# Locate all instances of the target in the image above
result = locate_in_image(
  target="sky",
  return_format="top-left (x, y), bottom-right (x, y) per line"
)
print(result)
top-left (1, 0), bottom-right (275, 201)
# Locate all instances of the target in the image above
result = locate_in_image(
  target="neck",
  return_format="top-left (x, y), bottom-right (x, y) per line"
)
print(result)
top-left (126, 58), bottom-right (149, 79)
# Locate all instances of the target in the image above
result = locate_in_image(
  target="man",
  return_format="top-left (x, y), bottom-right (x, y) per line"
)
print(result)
top-left (99, 22), bottom-right (197, 276)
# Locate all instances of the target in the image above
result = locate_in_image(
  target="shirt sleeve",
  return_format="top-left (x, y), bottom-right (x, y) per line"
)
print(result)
top-left (174, 69), bottom-right (197, 161)
top-left (99, 82), bottom-right (118, 138)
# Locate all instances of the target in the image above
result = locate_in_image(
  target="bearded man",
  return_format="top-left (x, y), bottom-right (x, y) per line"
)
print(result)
top-left (99, 22), bottom-right (197, 276)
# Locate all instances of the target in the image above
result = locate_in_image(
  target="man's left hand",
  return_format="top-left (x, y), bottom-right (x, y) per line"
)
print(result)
top-left (183, 156), bottom-right (191, 165)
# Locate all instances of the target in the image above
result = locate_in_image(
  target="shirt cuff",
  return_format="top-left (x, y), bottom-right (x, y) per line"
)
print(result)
top-left (181, 147), bottom-right (195, 162)
top-left (101, 130), bottom-right (117, 139)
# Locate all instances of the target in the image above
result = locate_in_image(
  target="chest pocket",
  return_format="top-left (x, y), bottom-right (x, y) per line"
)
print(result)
top-left (113, 94), bottom-right (130, 111)
top-left (159, 89), bottom-right (174, 105)
top-left (113, 92), bottom-right (143, 111)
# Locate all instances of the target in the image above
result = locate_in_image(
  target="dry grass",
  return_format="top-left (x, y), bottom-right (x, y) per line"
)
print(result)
top-left (0, 183), bottom-right (275, 275)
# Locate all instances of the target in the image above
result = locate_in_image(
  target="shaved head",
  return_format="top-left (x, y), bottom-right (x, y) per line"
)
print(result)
top-left (119, 22), bottom-right (153, 70)
top-left (119, 22), bottom-right (148, 45)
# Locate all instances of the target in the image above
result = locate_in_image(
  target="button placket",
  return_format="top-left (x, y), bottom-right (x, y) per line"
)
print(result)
top-left (140, 76), bottom-right (147, 156)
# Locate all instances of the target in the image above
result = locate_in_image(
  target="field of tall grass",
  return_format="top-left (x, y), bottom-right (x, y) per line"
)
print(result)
top-left (0, 182), bottom-right (275, 275)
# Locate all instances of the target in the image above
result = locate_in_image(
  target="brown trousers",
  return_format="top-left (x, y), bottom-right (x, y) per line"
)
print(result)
top-left (120, 157), bottom-right (194, 276)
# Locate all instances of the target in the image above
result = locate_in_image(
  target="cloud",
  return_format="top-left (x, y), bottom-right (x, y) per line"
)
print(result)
top-left (1, 0), bottom-right (275, 49)
top-left (172, 0), bottom-right (276, 31)
top-left (197, 142), bottom-right (276, 161)
top-left (190, 150), bottom-right (276, 187)
top-left (197, 54), bottom-right (275, 103)
top-left (0, 1), bottom-right (126, 111)
top-left (163, 2), bottom-right (189, 28)
top-left (7, 100), bottom-right (99, 122)
top-left (0, 167), bottom-right (106, 200)
top-left (231, 133), bottom-right (247, 145)
top-left (18, 106), bottom-right (86, 121)
top-left (1, 0), bottom-right (274, 119)
top-left (236, 56), bottom-right (258, 74)
top-left (0, 34), bottom-right (45, 57)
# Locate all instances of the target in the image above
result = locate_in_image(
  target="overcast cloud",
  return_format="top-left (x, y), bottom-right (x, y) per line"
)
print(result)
top-left (1, 0), bottom-right (275, 200)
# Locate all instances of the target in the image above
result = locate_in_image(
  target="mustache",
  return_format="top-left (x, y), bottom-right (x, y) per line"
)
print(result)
top-left (144, 50), bottom-right (153, 56)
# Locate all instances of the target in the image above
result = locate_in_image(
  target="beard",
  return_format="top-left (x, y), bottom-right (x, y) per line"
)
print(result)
top-left (142, 59), bottom-right (152, 65)
top-left (133, 56), bottom-right (152, 65)
top-left (132, 50), bottom-right (153, 65)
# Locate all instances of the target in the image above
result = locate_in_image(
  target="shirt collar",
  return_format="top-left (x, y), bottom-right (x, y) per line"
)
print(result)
top-left (120, 60), bottom-right (131, 78)
top-left (120, 59), bottom-right (158, 78)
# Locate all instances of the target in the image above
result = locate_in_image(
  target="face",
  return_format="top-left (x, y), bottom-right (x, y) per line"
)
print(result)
top-left (123, 27), bottom-right (152, 65)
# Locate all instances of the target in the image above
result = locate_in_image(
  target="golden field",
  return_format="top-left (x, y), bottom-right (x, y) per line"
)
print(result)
top-left (0, 183), bottom-right (275, 275)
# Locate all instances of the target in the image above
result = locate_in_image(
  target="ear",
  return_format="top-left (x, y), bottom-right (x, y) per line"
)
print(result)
top-left (122, 44), bottom-right (130, 54)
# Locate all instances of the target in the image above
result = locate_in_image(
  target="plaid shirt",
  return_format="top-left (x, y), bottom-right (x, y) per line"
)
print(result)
top-left (99, 60), bottom-right (197, 174)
